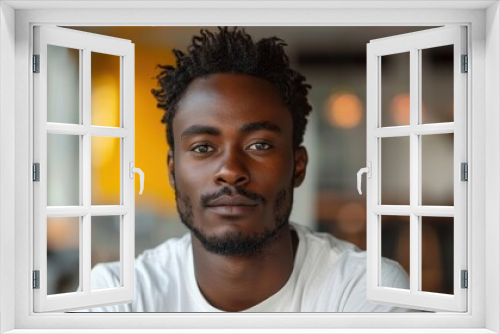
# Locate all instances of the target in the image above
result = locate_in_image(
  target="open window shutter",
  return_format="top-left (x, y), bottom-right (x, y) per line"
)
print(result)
top-left (365, 26), bottom-right (467, 312)
top-left (33, 26), bottom-right (135, 312)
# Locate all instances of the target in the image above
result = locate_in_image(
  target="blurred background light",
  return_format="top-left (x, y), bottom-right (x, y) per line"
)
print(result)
top-left (390, 93), bottom-right (410, 125)
top-left (47, 217), bottom-right (79, 251)
top-left (324, 92), bottom-right (363, 129)
top-left (390, 93), bottom-right (429, 126)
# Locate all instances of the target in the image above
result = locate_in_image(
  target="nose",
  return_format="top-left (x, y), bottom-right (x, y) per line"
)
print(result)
top-left (213, 148), bottom-right (250, 187)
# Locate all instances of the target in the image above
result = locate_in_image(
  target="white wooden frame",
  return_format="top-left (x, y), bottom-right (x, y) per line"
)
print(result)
top-left (366, 26), bottom-right (467, 312)
top-left (32, 25), bottom-right (136, 312)
top-left (0, 1), bottom-right (498, 333)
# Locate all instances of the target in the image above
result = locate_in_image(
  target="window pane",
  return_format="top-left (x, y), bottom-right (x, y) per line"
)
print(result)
top-left (47, 217), bottom-right (80, 295)
top-left (381, 136), bottom-right (410, 205)
top-left (91, 216), bottom-right (121, 290)
top-left (47, 45), bottom-right (80, 124)
top-left (421, 134), bottom-right (454, 206)
top-left (421, 45), bottom-right (454, 124)
top-left (91, 136), bottom-right (121, 205)
top-left (381, 52), bottom-right (410, 127)
top-left (47, 134), bottom-right (80, 206)
top-left (381, 215), bottom-right (410, 290)
top-left (91, 52), bottom-right (121, 127)
top-left (421, 217), bottom-right (454, 294)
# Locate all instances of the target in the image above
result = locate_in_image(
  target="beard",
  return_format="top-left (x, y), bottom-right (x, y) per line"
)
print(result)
top-left (174, 184), bottom-right (293, 257)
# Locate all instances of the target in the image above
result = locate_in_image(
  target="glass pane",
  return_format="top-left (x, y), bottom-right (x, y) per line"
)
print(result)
top-left (381, 136), bottom-right (410, 205)
top-left (47, 134), bottom-right (80, 206)
top-left (381, 52), bottom-right (410, 127)
top-left (91, 136), bottom-right (121, 205)
top-left (421, 45), bottom-right (454, 124)
top-left (47, 45), bottom-right (80, 124)
top-left (381, 215), bottom-right (410, 290)
top-left (421, 134), bottom-right (454, 206)
top-left (421, 217), bottom-right (454, 294)
top-left (91, 216), bottom-right (121, 290)
top-left (91, 52), bottom-right (121, 127)
top-left (47, 217), bottom-right (80, 295)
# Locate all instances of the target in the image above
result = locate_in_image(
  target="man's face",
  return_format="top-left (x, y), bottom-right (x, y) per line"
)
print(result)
top-left (169, 73), bottom-right (307, 256)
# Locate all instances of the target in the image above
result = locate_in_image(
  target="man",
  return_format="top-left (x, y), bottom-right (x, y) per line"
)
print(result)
top-left (86, 27), bottom-right (409, 312)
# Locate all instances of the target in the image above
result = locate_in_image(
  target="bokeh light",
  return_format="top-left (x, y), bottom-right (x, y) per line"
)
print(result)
top-left (390, 93), bottom-right (410, 125)
top-left (390, 93), bottom-right (428, 125)
top-left (324, 92), bottom-right (363, 129)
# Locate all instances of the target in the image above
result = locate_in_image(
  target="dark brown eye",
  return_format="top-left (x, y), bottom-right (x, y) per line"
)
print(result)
top-left (248, 142), bottom-right (271, 151)
top-left (192, 144), bottom-right (214, 153)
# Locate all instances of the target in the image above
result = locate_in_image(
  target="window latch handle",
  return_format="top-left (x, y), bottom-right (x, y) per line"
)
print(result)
top-left (129, 162), bottom-right (144, 195)
top-left (357, 162), bottom-right (372, 195)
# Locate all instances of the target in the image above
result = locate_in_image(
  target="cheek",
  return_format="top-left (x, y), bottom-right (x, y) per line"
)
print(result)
top-left (174, 159), bottom-right (210, 193)
top-left (254, 157), bottom-right (295, 191)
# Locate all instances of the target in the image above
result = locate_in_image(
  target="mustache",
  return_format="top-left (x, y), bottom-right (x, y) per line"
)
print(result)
top-left (200, 186), bottom-right (266, 207)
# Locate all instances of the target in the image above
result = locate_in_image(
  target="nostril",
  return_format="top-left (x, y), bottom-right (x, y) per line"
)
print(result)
top-left (216, 175), bottom-right (248, 186)
top-left (214, 168), bottom-right (249, 186)
top-left (213, 153), bottom-right (250, 186)
top-left (234, 175), bottom-right (249, 186)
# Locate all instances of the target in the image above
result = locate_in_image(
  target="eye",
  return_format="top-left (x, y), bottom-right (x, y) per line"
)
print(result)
top-left (192, 144), bottom-right (214, 154)
top-left (248, 142), bottom-right (272, 151)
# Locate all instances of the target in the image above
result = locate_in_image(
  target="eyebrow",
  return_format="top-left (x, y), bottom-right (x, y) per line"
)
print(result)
top-left (180, 121), bottom-right (281, 139)
top-left (181, 125), bottom-right (221, 139)
top-left (240, 121), bottom-right (281, 134)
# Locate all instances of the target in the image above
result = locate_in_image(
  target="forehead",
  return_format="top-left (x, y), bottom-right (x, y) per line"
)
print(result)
top-left (173, 73), bottom-right (292, 135)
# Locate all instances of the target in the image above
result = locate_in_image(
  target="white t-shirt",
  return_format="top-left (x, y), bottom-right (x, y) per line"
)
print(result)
top-left (82, 223), bottom-right (410, 312)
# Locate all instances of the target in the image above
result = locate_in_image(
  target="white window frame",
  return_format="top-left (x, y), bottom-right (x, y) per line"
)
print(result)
top-left (33, 26), bottom-right (136, 312)
top-left (0, 1), bottom-right (498, 333)
top-left (366, 26), bottom-right (468, 312)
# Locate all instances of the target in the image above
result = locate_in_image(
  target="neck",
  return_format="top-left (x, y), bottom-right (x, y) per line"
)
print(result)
top-left (191, 224), bottom-right (298, 312)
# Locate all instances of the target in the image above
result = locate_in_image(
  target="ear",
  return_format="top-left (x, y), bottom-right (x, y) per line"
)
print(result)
top-left (293, 146), bottom-right (308, 188)
top-left (167, 150), bottom-right (175, 188)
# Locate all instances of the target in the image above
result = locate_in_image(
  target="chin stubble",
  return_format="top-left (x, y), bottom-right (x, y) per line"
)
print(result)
top-left (174, 186), bottom-right (293, 257)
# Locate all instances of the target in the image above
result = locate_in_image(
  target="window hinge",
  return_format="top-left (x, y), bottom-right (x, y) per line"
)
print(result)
top-left (461, 162), bottom-right (468, 181)
top-left (33, 163), bottom-right (40, 182)
top-left (461, 270), bottom-right (468, 289)
top-left (461, 54), bottom-right (468, 73)
top-left (33, 54), bottom-right (40, 73)
top-left (33, 270), bottom-right (40, 289)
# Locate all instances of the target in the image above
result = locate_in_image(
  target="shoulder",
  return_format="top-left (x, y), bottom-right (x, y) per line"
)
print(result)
top-left (94, 232), bottom-right (191, 281)
top-left (134, 233), bottom-right (192, 297)
top-left (292, 223), bottom-right (358, 261)
top-left (82, 233), bottom-right (192, 312)
top-left (293, 223), bottom-right (407, 285)
top-left (291, 223), bottom-right (410, 312)
top-left (335, 250), bottom-right (411, 312)
top-left (136, 232), bottom-right (191, 270)
top-left (337, 249), bottom-right (409, 291)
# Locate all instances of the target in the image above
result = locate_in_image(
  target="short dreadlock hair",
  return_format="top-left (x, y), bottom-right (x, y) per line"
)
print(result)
top-left (151, 27), bottom-right (312, 151)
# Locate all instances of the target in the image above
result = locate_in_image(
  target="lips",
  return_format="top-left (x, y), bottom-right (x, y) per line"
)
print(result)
top-left (206, 195), bottom-right (258, 207)
top-left (205, 195), bottom-right (258, 216)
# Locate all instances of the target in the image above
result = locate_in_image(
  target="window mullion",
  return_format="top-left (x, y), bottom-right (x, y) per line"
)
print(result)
top-left (82, 47), bottom-right (92, 294)
top-left (409, 47), bottom-right (420, 294)
top-left (78, 46), bottom-right (84, 295)
top-left (122, 50), bottom-right (135, 291)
